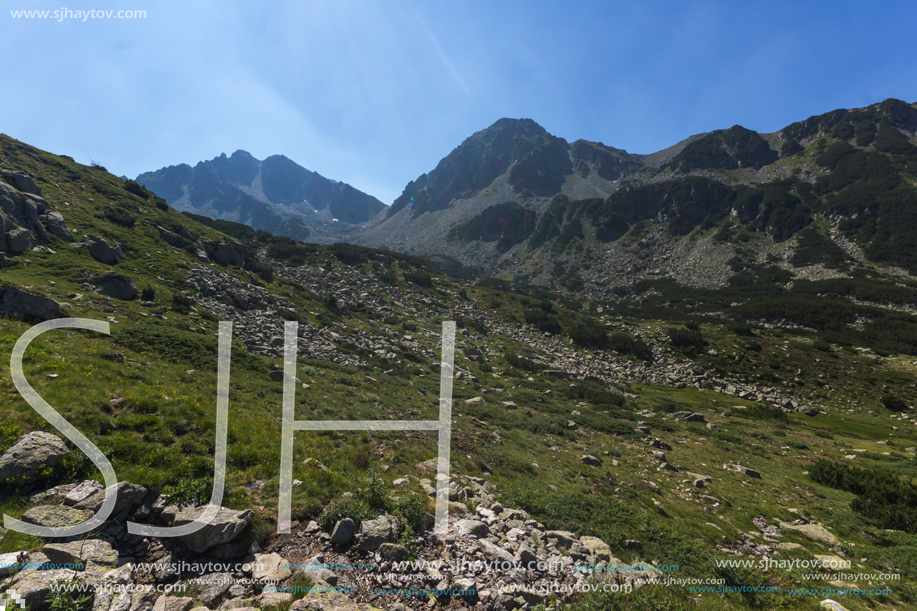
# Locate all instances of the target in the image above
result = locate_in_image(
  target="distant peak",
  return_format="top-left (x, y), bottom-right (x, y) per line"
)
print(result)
top-left (488, 117), bottom-right (547, 132)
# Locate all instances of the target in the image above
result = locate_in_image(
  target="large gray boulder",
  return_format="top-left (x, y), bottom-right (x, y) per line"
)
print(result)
top-left (42, 210), bottom-right (73, 242)
top-left (289, 581), bottom-right (368, 611)
top-left (251, 553), bottom-right (292, 582)
top-left (28, 482), bottom-right (78, 505)
top-left (42, 538), bottom-right (118, 568)
top-left (579, 535), bottom-right (614, 563)
top-left (19, 505), bottom-right (94, 528)
top-left (152, 595), bottom-right (195, 611)
top-left (204, 240), bottom-right (246, 266)
top-left (64, 479), bottom-right (104, 506)
top-left (6, 226), bottom-right (34, 253)
top-left (0, 182), bottom-right (38, 229)
top-left (358, 513), bottom-right (401, 550)
top-left (330, 518), bottom-right (356, 544)
top-left (455, 519), bottom-right (489, 538)
top-left (0, 551), bottom-right (26, 576)
top-left (157, 225), bottom-right (189, 248)
top-left (190, 572), bottom-right (235, 606)
top-left (83, 236), bottom-right (125, 264)
top-left (294, 556), bottom-right (338, 587)
top-left (7, 568), bottom-right (79, 611)
top-left (0, 431), bottom-right (69, 486)
top-left (164, 505), bottom-right (254, 553)
top-left (1, 170), bottom-right (42, 196)
top-left (87, 272), bottom-right (137, 300)
top-left (0, 285), bottom-right (62, 320)
top-left (91, 564), bottom-right (134, 611)
top-left (478, 539), bottom-right (514, 564)
top-left (74, 482), bottom-right (147, 515)
top-left (0, 182), bottom-right (50, 243)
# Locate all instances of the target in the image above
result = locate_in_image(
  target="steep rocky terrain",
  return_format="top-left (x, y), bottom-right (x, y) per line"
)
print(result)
top-left (136, 151), bottom-right (385, 242)
top-left (352, 99), bottom-right (917, 303)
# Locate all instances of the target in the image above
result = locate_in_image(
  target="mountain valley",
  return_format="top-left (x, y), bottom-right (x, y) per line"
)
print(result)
top-left (1, 101), bottom-right (917, 611)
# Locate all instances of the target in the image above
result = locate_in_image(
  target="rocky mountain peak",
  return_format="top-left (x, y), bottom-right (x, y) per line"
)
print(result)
top-left (137, 151), bottom-right (385, 240)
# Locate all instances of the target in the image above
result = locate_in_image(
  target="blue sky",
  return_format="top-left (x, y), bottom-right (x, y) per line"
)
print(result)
top-left (2, 0), bottom-right (916, 204)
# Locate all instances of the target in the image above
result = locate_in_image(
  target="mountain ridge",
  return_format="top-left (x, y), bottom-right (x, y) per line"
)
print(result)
top-left (352, 98), bottom-right (917, 298)
top-left (137, 150), bottom-right (386, 241)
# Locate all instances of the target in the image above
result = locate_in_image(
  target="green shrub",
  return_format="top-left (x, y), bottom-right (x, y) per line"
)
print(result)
top-left (667, 327), bottom-right (705, 352)
top-left (728, 403), bottom-right (789, 423)
top-left (48, 576), bottom-right (93, 611)
top-left (140, 285), bottom-right (156, 301)
top-left (882, 393), bottom-right (909, 412)
top-left (102, 208), bottom-right (135, 228)
top-left (606, 331), bottom-right (654, 361)
top-left (524, 309), bottom-right (561, 334)
top-left (810, 458), bottom-right (917, 532)
top-left (393, 491), bottom-right (429, 533)
top-left (0, 422), bottom-right (23, 453)
top-left (506, 353), bottom-right (542, 372)
top-left (266, 238), bottom-right (316, 266)
top-left (404, 270), bottom-right (433, 287)
top-left (355, 472), bottom-right (391, 513)
top-left (567, 318), bottom-right (607, 348)
top-left (171, 292), bottom-right (194, 313)
top-left (162, 477), bottom-right (213, 508)
top-left (727, 322), bottom-right (757, 336)
top-left (318, 496), bottom-right (371, 532)
top-left (123, 179), bottom-right (151, 199)
top-left (245, 259), bottom-right (274, 283)
top-left (564, 379), bottom-right (625, 407)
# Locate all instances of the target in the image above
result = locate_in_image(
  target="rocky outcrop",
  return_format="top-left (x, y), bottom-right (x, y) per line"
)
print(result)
top-left (0, 176), bottom-right (73, 253)
top-left (0, 284), bottom-right (63, 320)
top-left (357, 514), bottom-right (401, 551)
top-left (42, 210), bottom-right (73, 242)
top-left (6, 226), bottom-right (35, 252)
top-left (157, 225), bottom-right (191, 248)
top-left (83, 272), bottom-right (137, 300)
top-left (79, 236), bottom-right (125, 264)
top-left (160, 505), bottom-right (255, 553)
top-left (1, 169), bottom-right (42, 196)
top-left (73, 482), bottom-right (148, 514)
top-left (0, 431), bottom-right (69, 486)
top-left (203, 240), bottom-right (249, 267)
top-left (42, 538), bottom-right (118, 567)
top-left (19, 505), bottom-right (94, 528)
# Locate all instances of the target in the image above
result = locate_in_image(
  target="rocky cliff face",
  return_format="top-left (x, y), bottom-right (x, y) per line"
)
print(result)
top-left (0, 169), bottom-right (75, 262)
